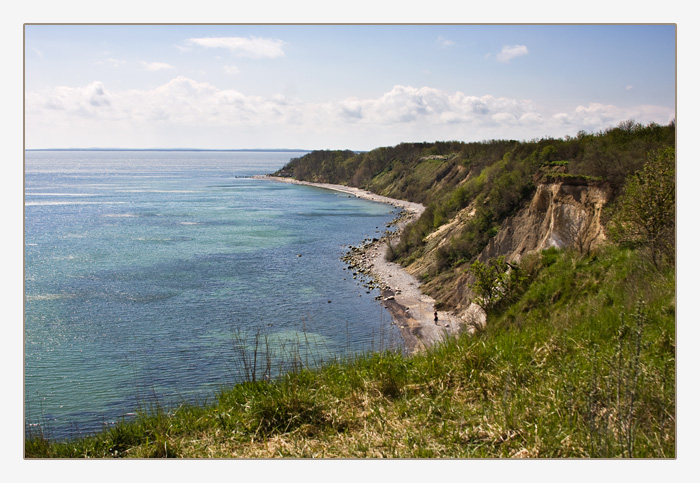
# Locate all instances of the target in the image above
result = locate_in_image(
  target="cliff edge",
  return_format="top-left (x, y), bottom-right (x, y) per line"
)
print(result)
top-left (409, 179), bottom-right (611, 332)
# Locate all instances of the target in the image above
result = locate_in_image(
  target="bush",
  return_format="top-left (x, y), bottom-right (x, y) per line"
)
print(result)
top-left (608, 147), bottom-right (675, 267)
top-left (467, 256), bottom-right (526, 312)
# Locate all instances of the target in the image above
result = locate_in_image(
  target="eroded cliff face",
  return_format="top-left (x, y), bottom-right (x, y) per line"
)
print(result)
top-left (404, 180), bottom-right (612, 331)
top-left (477, 180), bottom-right (611, 264)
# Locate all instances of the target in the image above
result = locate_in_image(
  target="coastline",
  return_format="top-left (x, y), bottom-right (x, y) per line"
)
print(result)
top-left (258, 175), bottom-right (462, 354)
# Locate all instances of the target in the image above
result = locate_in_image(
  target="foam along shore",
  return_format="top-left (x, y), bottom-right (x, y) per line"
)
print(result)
top-left (258, 175), bottom-right (462, 354)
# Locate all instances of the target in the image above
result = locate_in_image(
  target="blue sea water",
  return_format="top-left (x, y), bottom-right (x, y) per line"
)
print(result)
top-left (24, 150), bottom-right (402, 440)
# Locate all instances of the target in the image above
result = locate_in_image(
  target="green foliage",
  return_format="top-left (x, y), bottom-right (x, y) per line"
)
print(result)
top-left (275, 149), bottom-right (358, 183)
top-left (467, 256), bottom-right (526, 312)
top-left (568, 120), bottom-right (675, 188)
top-left (272, 121), bottom-right (673, 281)
top-left (540, 246), bottom-right (560, 267)
top-left (609, 147), bottom-right (675, 267)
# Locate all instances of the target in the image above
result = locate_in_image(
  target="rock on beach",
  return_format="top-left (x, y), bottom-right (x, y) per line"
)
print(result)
top-left (260, 175), bottom-right (464, 353)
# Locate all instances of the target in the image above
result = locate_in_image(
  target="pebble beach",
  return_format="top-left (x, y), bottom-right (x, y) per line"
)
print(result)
top-left (260, 176), bottom-right (462, 353)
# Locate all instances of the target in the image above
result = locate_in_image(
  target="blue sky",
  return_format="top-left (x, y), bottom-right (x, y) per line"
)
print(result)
top-left (24, 23), bottom-right (676, 150)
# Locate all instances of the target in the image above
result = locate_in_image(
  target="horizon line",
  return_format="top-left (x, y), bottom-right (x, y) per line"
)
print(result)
top-left (25, 148), bottom-right (314, 152)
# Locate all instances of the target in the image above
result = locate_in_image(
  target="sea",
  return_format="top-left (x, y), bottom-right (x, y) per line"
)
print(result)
top-left (24, 150), bottom-right (402, 441)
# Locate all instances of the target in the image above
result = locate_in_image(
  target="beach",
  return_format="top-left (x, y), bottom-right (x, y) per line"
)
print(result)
top-left (260, 176), bottom-right (462, 353)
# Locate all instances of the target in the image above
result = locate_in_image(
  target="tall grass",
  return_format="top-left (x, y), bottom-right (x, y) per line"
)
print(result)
top-left (25, 246), bottom-right (674, 458)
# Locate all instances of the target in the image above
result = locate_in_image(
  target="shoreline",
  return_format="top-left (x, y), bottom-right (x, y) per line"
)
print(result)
top-left (257, 175), bottom-right (462, 354)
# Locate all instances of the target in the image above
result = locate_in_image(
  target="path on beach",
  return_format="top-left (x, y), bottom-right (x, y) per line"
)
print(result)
top-left (260, 176), bottom-right (462, 353)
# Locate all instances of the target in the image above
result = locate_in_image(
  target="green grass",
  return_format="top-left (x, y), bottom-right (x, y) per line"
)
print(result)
top-left (25, 246), bottom-right (674, 458)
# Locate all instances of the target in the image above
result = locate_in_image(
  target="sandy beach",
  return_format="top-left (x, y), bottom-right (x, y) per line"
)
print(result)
top-left (259, 176), bottom-right (461, 354)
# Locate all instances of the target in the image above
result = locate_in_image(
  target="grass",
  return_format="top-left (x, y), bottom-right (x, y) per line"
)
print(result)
top-left (25, 245), bottom-right (675, 458)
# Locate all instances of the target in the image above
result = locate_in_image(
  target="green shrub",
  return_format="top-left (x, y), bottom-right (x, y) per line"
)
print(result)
top-left (609, 147), bottom-right (675, 267)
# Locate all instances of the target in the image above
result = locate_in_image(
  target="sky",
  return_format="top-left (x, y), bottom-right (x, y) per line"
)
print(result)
top-left (24, 23), bottom-right (676, 150)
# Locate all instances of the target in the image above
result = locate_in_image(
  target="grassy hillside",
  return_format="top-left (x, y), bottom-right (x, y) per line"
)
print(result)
top-left (26, 120), bottom-right (675, 458)
top-left (25, 246), bottom-right (674, 458)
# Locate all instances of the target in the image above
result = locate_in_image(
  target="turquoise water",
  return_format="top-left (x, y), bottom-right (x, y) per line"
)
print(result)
top-left (24, 150), bottom-right (401, 440)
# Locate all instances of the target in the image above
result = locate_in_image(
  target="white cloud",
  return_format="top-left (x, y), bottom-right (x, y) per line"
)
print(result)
top-left (141, 61), bottom-right (174, 71)
top-left (186, 36), bottom-right (286, 59)
top-left (437, 36), bottom-right (455, 48)
top-left (224, 65), bottom-right (240, 76)
top-left (491, 112), bottom-right (517, 124)
top-left (366, 85), bottom-right (436, 123)
top-left (338, 99), bottom-right (363, 120)
top-left (557, 103), bottom-right (621, 128)
top-left (553, 102), bottom-right (675, 131)
top-left (27, 81), bottom-right (112, 117)
top-left (25, 79), bottom-right (675, 149)
top-left (496, 44), bottom-right (529, 63)
top-left (95, 58), bottom-right (127, 68)
top-left (520, 112), bottom-right (545, 124)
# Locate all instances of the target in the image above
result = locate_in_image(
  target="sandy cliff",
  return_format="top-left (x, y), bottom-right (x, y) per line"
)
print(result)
top-left (407, 179), bottom-right (612, 332)
top-left (478, 180), bottom-right (611, 262)
top-left (262, 175), bottom-right (613, 350)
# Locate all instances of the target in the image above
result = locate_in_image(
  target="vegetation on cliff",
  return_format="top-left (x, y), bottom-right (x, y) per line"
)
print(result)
top-left (275, 121), bottom-right (674, 289)
top-left (26, 120), bottom-right (675, 458)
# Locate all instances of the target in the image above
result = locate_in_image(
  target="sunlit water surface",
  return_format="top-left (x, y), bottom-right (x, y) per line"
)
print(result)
top-left (24, 150), bottom-right (402, 440)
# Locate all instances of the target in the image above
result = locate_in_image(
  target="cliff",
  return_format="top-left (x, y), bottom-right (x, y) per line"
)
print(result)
top-left (478, 181), bottom-right (609, 260)
top-left (274, 121), bottom-right (675, 332)
top-left (406, 178), bottom-right (611, 330)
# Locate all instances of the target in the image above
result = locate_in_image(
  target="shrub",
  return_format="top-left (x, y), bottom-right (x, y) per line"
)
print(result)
top-left (467, 256), bottom-right (526, 312)
top-left (608, 147), bottom-right (675, 267)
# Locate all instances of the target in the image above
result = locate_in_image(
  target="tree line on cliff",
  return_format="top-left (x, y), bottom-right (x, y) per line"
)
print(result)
top-left (274, 120), bottom-right (675, 276)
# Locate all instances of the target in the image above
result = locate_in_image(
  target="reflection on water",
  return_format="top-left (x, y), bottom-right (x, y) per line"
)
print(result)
top-left (24, 150), bottom-right (402, 440)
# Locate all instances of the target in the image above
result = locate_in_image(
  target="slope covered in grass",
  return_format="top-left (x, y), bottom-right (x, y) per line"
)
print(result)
top-left (25, 246), bottom-right (674, 458)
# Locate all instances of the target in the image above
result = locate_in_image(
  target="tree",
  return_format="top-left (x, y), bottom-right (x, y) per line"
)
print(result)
top-left (609, 147), bottom-right (675, 267)
top-left (467, 256), bottom-right (525, 311)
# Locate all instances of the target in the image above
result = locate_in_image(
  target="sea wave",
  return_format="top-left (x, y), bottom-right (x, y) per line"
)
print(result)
top-left (25, 193), bottom-right (99, 197)
top-left (116, 189), bottom-right (201, 193)
top-left (25, 293), bottom-right (73, 302)
top-left (25, 201), bottom-right (128, 206)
